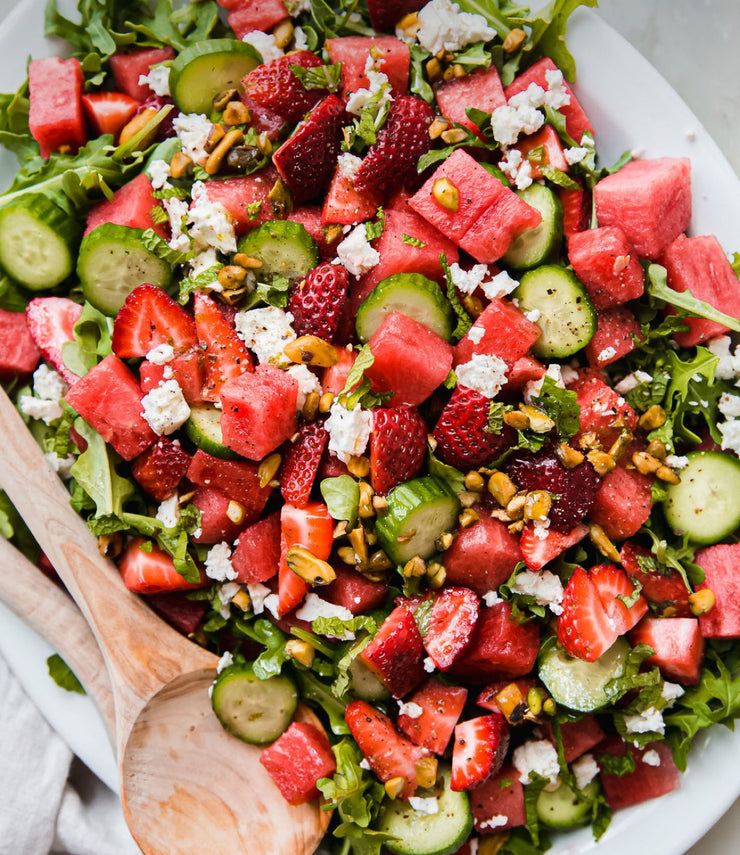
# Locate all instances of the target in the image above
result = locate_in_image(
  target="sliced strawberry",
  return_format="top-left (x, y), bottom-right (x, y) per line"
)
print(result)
top-left (81, 91), bottom-right (139, 140)
top-left (288, 261), bottom-right (349, 342)
top-left (119, 537), bottom-right (205, 594)
top-left (131, 436), bottom-right (191, 501)
top-left (240, 94), bottom-right (285, 140)
top-left (278, 501), bottom-right (334, 616)
top-left (620, 541), bottom-right (691, 616)
top-left (370, 406), bottom-right (428, 495)
top-left (397, 678), bottom-right (468, 755)
top-left (272, 95), bottom-right (346, 204)
top-left (476, 677), bottom-right (539, 715)
top-left (112, 284), bottom-right (198, 358)
top-left (519, 523), bottom-right (589, 571)
top-left (359, 605), bottom-right (426, 698)
top-left (345, 699), bottom-right (426, 799)
top-left (145, 591), bottom-right (208, 635)
top-left (451, 714), bottom-right (509, 792)
top-left (354, 95), bottom-right (434, 195)
top-left (558, 566), bottom-right (619, 662)
top-left (424, 586), bottom-right (480, 671)
top-left (432, 385), bottom-right (515, 470)
top-left (193, 291), bottom-right (253, 401)
top-left (242, 51), bottom-right (327, 124)
top-left (559, 183), bottom-right (591, 241)
top-left (366, 0), bottom-right (425, 31)
top-left (25, 297), bottom-right (83, 385)
top-left (280, 421), bottom-right (329, 506)
top-left (590, 563), bottom-right (648, 635)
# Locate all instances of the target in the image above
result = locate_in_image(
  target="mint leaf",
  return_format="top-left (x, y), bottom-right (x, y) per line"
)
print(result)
top-left (320, 474), bottom-right (359, 528)
top-left (290, 62), bottom-right (342, 91)
top-left (532, 375), bottom-right (581, 440)
top-left (401, 233), bottom-right (427, 248)
top-left (440, 252), bottom-right (472, 340)
top-left (597, 749), bottom-right (635, 777)
top-left (365, 207), bottom-right (385, 242)
top-left (312, 614), bottom-right (377, 640)
top-left (428, 449), bottom-right (466, 493)
top-left (487, 401), bottom-right (510, 435)
top-left (140, 227), bottom-right (192, 264)
top-left (179, 264), bottom-right (223, 304)
top-left (409, 44), bottom-right (434, 103)
top-left (47, 654), bottom-right (85, 695)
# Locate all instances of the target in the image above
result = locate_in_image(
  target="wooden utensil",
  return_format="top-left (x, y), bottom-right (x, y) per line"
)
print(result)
top-left (0, 388), bottom-right (330, 855)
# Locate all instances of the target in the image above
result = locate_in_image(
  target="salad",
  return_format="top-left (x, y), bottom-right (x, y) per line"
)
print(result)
top-left (1, 0), bottom-right (740, 853)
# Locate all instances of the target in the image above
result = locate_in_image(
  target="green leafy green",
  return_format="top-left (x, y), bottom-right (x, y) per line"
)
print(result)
top-left (320, 475), bottom-right (359, 528)
top-left (603, 643), bottom-right (662, 706)
top-left (296, 669), bottom-right (351, 735)
top-left (428, 449), bottom-right (466, 493)
top-left (523, 773), bottom-right (551, 848)
top-left (440, 253), bottom-right (472, 339)
top-left (235, 618), bottom-right (291, 679)
top-left (60, 301), bottom-right (112, 377)
top-left (639, 523), bottom-right (703, 589)
top-left (47, 654), bottom-right (85, 694)
top-left (303, 0), bottom-right (373, 51)
top-left (365, 207), bottom-right (385, 242)
top-left (596, 749), bottom-right (635, 777)
top-left (453, 40), bottom-right (493, 71)
top-left (290, 62), bottom-right (343, 92)
top-left (313, 614), bottom-right (377, 640)
top-left (124, 0), bottom-right (222, 53)
top-left (647, 263), bottom-right (739, 331)
top-left (531, 375), bottom-right (580, 439)
top-left (0, 79), bottom-right (35, 160)
top-left (401, 233), bottom-right (427, 248)
top-left (409, 44), bottom-right (434, 103)
top-left (241, 274), bottom-right (292, 310)
top-left (70, 419), bottom-right (135, 520)
top-left (179, 264), bottom-right (223, 304)
top-left (0, 489), bottom-right (40, 561)
top-left (487, 401), bottom-right (511, 434)
top-left (140, 227), bottom-right (192, 265)
top-left (337, 344), bottom-right (392, 410)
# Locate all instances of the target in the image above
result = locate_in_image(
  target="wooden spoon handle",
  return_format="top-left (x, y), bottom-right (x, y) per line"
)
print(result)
top-left (0, 536), bottom-right (116, 737)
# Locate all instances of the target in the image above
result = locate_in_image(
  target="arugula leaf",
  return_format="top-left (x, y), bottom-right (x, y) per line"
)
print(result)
top-left (531, 375), bottom-right (580, 440)
top-left (320, 475), bottom-right (359, 528)
top-left (296, 669), bottom-right (351, 735)
top-left (0, 489), bottom-right (40, 562)
top-left (639, 523), bottom-right (703, 589)
top-left (124, 0), bottom-right (222, 53)
top-left (428, 449), bottom-right (466, 493)
top-left (501, 827), bottom-right (553, 855)
top-left (47, 654), bottom-right (85, 694)
top-left (61, 301), bottom-right (112, 377)
top-left (409, 44), bottom-right (434, 103)
top-left (303, 0), bottom-right (373, 50)
top-left (417, 125), bottom-right (498, 173)
top-left (235, 618), bottom-right (291, 679)
top-left (453, 40), bottom-right (493, 71)
top-left (440, 252), bottom-right (472, 339)
top-left (70, 419), bottom-right (135, 519)
top-left (291, 62), bottom-right (343, 92)
top-left (0, 79), bottom-right (35, 160)
top-left (647, 264), bottom-right (740, 331)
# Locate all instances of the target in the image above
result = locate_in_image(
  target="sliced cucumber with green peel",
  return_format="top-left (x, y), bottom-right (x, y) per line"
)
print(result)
top-left (0, 194), bottom-right (80, 290)
top-left (185, 404), bottom-right (239, 460)
top-left (502, 183), bottom-right (563, 270)
top-left (169, 39), bottom-right (261, 115)
top-left (537, 779), bottom-right (599, 828)
top-left (538, 638), bottom-right (629, 713)
top-left (356, 273), bottom-right (454, 342)
top-left (378, 765), bottom-right (473, 855)
top-left (348, 636), bottom-right (390, 701)
top-left (211, 664), bottom-right (297, 745)
top-left (662, 450), bottom-right (740, 544)
top-left (77, 224), bottom-right (172, 315)
top-left (514, 266), bottom-right (596, 358)
top-left (375, 477), bottom-right (460, 565)
top-left (237, 220), bottom-right (318, 282)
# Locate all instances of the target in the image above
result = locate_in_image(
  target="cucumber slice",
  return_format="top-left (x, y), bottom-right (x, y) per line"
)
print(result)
top-left (0, 194), bottom-right (80, 290)
top-left (538, 638), bottom-right (629, 713)
top-left (355, 273), bottom-right (454, 342)
top-left (77, 224), bottom-right (172, 316)
top-left (375, 477), bottom-right (460, 565)
top-left (378, 765), bottom-right (473, 855)
top-left (185, 403), bottom-right (240, 460)
top-left (237, 220), bottom-right (319, 282)
top-left (211, 664), bottom-right (298, 745)
top-left (537, 779), bottom-right (599, 829)
top-left (514, 266), bottom-right (596, 358)
top-left (662, 450), bottom-right (740, 544)
top-left (348, 636), bottom-right (391, 701)
top-left (502, 183), bottom-right (563, 270)
top-left (169, 40), bottom-right (261, 115)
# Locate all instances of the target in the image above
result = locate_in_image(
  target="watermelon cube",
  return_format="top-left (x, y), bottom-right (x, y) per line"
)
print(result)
top-left (443, 508), bottom-right (523, 596)
top-left (200, 169), bottom-right (280, 235)
top-left (513, 125), bottom-right (568, 178)
top-left (323, 565), bottom-right (389, 615)
top-left (661, 234), bottom-right (740, 347)
top-left (365, 312), bottom-right (453, 407)
top-left (219, 365), bottom-right (298, 460)
top-left (540, 715), bottom-right (606, 762)
top-left (459, 188), bottom-right (543, 264)
top-left (322, 346), bottom-right (357, 395)
top-left (435, 66), bottom-right (506, 133)
top-left (589, 465), bottom-right (652, 541)
top-left (326, 35), bottom-right (410, 95)
top-left (620, 541), bottom-right (691, 617)
top-left (109, 47), bottom-right (176, 101)
top-left (130, 436), bottom-right (191, 501)
top-left (597, 739), bottom-right (680, 811)
top-left (139, 346), bottom-right (205, 405)
top-left (145, 591), bottom-right (208, 635)
top-left (232, 511), bottom-right (282, 583)
top-left (585, 307), bottom-right (643, 368)
top-left (0, 309), bottom-right (40, 380)
top-left (65, 354), bottom-right (156, 460)
top-left (694, 543), bottom-right (740, 638)
top-left (629, 616), bottom-right (704, 685)
top-left (471, 764), bottom-right (526, 832)
top-left (28, 57), bottom-right (86, 158)
top-left (567, 226), bottom-right (645, 308)
top-left (224, 0), bottom-right (289, 40)
top-left (322, 165), bottom-right (382, 226)
top-left (397, 678), bottom-right (468, 755)
top-left (259, 721), bottom-right (336, 806)
top-left (359, 605), bottom-right (426, 698)
top-left (593, 158), bottom-right (691, 260)
top-left (571, 370), bottom-right (638, 447)
top-left (505, 355), bottom-right (546, 391)
top-left (187, 449), bottom-right (271, 521)
top-left (85, 173), bottom-right (167, 239)
top-left (454, 299), bottom-right (541, 367)
top-left (188, 487), bottom-right (246, 544)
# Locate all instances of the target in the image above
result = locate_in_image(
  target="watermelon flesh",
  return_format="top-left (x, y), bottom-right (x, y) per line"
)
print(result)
top-left (629, 616), bottom-right (704, 685)
top-left (28, 57), bottom-right (86, 158)
top-left (259, 721), bottom-right (336, 806)
top-left (589, 465), bottom-right (652, 541)
top-left (85, 173), bottom-right (167, 238)
top-left (694, 543), bottom-right (740, 638)
top-left (597, 739), bottom-right (680, 811)
top-left (585, 306), bottom-right (642, 368)
top-left (454, 299), bottom-right (541, 367)
top-left (326, 36), bottom-right (410, 96)
top-left (471, 763), bottom-right (526, 831)
top-left (109, 47), bottom-right (176, 101)
top-left (435, 66), bottom-right (506, 133)
top-left (513, 125), bottom-right (568, 178)
top-left (571, 370), bottom-right (638, 447)
top-left (200, 169), bottom-right (280, 235)
top-left (190, 487), bottom-right (251, 545)
top-left (323, 565), bottom-right (389, 615)
top-left (224, 0), bottom-right (288, 40)
top-left (322, 165), bottom-right (382, 226)
top-left (541, 715), bottom-right (606, 762)
top-left (139, 347), bottom-right (206, 405)
top-left (0, 310), bottom-right (40, 380)
top-left (232, 511), bottom-right (282, 583)
top-left (187, 449), bottom-right (271, 521)
top-left (620, 541), bottom-right (691, 617)
top-left (459, 187), bottom-right (543, 264)
top-left (567, 225), bottom-right (645, 308)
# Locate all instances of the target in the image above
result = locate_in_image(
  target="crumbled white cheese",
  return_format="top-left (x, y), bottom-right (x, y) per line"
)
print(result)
top-left (708, 335), bottom-right (740, 380)
top-left (286, 364), bottom-right (322, 409)
top-left (511, 569), bottom-right (564, 615)
top-left (513, 739), bottom-right (560, 789)
top-left (663, 454), bottom-right (689, 470)
top-left (499, 148), bottom-right (533, 191)
top-left (147, 158), bottom-right (171, 191)
top-left (719, 391), bottom-right (740, 419)
top-left (508, 83), bottom-right (546, 111)
top-left (614, 370), bottom-right (652, 394)
top-left (423, 656), bottom-right (436, 673)
top-left (397, 701), bottom-right (424, 719)
top-left (325, 402), bottom-right (373, 462)
top-left (359, 757), bottom-right (372, 771)
top-left (188, 181), bottom-right (237, 254)
top-left (478, 815), bottom-right (507, 830)
top-left (524, 308), bottom-right (541, 323)
top-left (292, 25), bottom-right (309, 50)
top-left (532, 517), bottom-right (551, 541)
top-left (295, 593), bottom-right (355, 635)
top-left (597, 346), bottom-right (617, 363)
top-left (345, 66), bottom-right (392, 115)
top-left (572, 753), bottom-right (599, 790)
top-left (247, 582), bottom-right (272, 616)
top-left (416, 0), bottom-right (496, 56)
top-left (337, 152), bottom-right (362, 181)
top-left (719, 418), bottom-right (740, 456)
top-left (543, 68), bottom-right (571, 109)
top-left (173, 112), bottom-right (212, 163)
top-left (205, 542), bottom-right (238, 583)
top-left (33, 365), bottom-right (68, 402)
top-left (287, 0), bottom-right (311, 13)
top-left (19, 396), bottom-right (62, 425)
top-left (661, 682), bottom-right (685, 706)
top-left (164, 196), bottom-right (191, 252)
top-left (468, 326), bottom-right (485, 344)
top-left (146, 343), bottom-right (175, 365)
top-left (242, 30), bottom-right (284, 64)
top-left (141, 379), bottom-right (191, 435)
top-left (336, 224), bottom-right (380, 275)
top-left (641, 749), bottom-right (661, 767)
top-left (481, 270), bottom-right (519, 300)
top-left (449, 262), bottom-right (488, 296)
top-left (455, 354), bottom-right (509, 399)
top-left (44, 451), bottom-right (76, 479)
top-left (156, 494), bottom-right (180, 529)
top-left (216, 650), bottom-right (234, 674)
top-left (235, 306), bottom-right (297, 365)
top-left (262, 592), bottom-right (281, 619)
top-left (189, 247), bottom-right (221, 279)
top-left (623, 706), bottom-right (665, 735)
top-left (139, 64), bottom-right (171, 97)
top-left (564, 146), bottom-right (589, 165)
top-left (524, 362), bottom-right (564, 404)
top-left (490, 104), bottom-right (545, 147)
top-left (482, 590), bottom-right (503, 607)
top-left (408, 796), bottom-right (440, 816)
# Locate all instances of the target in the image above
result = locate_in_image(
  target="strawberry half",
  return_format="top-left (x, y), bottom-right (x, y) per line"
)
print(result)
top-left (367, 0), bottom-right (425, 31)
top-left (81, 91), bottom-right (139, 140)
top-left (354, 95), bottom-right (435, 195)
top-left (288, 261), bottom-right (349, 342)
top-left (590, 563), bottom-right (648, 635)
top-left (424, 586), bottom-right (480, 671)
top-left (119, 537), bottom-right (205, 594)
top-left (131, 436), bottom-right (191, 501)
top-left (558, 566), bottom-right (619, 662)
top-left (112, 284), bottom-right (198, 358)
top-left (359, 605), bottom-right (426, 698)
top-left (242, 51), bottom-right (327, 124)
top-left (397, 678), bottom-right (468, 755)
top-left (277, 501), bottom-right (334, 616)
top-left (25, 297), bottom-right (83, 385)
top-left (280, 421), bottom-right (329, 506)
top-left (370, 406), bottom-right (427, 494)
top-left (451, 714), bottom-right (510, 792)
top-left (519, 523), bottom-right (588, 571)
top-left (193, 291), bottom-right (253, 401)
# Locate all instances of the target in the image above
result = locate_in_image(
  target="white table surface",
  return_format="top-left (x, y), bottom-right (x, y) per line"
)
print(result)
top-left (0, 0), bottom-right (737, 853)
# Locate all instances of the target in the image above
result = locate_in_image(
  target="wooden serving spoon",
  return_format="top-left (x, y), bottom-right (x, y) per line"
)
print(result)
top-left (0, 388), bottom-right (330, 855)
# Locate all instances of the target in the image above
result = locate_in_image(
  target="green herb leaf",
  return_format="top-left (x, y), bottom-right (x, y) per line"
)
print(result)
top-left (453, 40), bottom-right (493, 71)
top-left (179, 264), bottom-right (223, 304)
top-left (532, 375), bottom-right (581, 440)
top-left (487, 401), bottom-right (510, 434)
top-left (313, 614), bottom-right (377, 640)
top-left (60, 301), bottom-right (113, 378)
top-left (0, 489), bottom-right (40, 562)
top-left (440, 252), bottom-right (472, 339)
top-left (428, 449), bottom-right (466, 493)
top-left (523, 772), bottom-right (550, 847)
top-left (596, 749), bottom-right (635, 777)
top-left (339, 344), bottom-right (374, 401)
top-left (320, 474), bottom-right (360, 529)
top-left (290, 62), bottom-right (343, 91)
top-left (409, 44), bottom-right (434, 103)
top-left (140, 227), bottom-right (192, 264)
top-left (647, 263), bottom-right (740, 331)
top-left (70, 419), bottom-right (135, 519)
top-left (296, 669), bottom-right (351, 735)
top-left (401, 233), bottom-right (427, 248)
top-left (365, 207), bottom-right (385, 242)
top-left (47, 654), bottom-right (85, 695)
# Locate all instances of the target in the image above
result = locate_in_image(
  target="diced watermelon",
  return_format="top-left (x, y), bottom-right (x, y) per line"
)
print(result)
top-left (629, 616), bottom-right (704, 685)
top-left (540, 715), bottom-right (606, 762)
top-left (513, 125), bottom-right (568, 178)
top-left (597, 738), bottom-right (680, 811)
top-left (187, 450), bottom-right (272, 521)
top-left (570, 370), bottom-right (638, 447)
top-left (661, 234), bottom-right (740, 347)
top-left (0, 310), bottom-right (40, 380)
top-left (366, 0), bottom-right (425, 32)
top-left (287, 206), bottom-right (338, 260)
top-left (443, 508), bottom-right (523, 596)
top-left (593, 158), bottom-right (691, 260)
top-left (504, 57), bottom-right (594, 144)
top-left (109, 47), bottom-right (176, 101)
top-left (366, 312), bottom-right (453, 407)
top-left (326, 36), bottom-right (410, 95)
top-left (585, 307), bottom-right (642, 368)
top-left (359, 605), bottom-right (426, 698)
top-left (139, 347), bottom-right (205, 405)
top-left (519, 523), bottom-right (589, 571)
top-left (145, 591), bottom-right (208, 635)
top-left (454, 299), bottom-right (541, 368)
top-left (323, 565), bottom-right (389, 615)
top-left (694, 543), bottom-right (740, 638)
top-left (475, 677), bottom-right (538, 715)
top-left (199, 169), bottom-right (279, 235)
top-left (567, 226), bottom-right (645, 309)
top-left (65, 354), bottom-right (155, 460)
top-left (225, 0), bottom-right (289, 40)
top-left (505, 355), bottom-right (546, 391)
top-left (219, 365), bottom-right (298, 460)
top-left (277, 502), bottom-right (334, 616)
top-left (232, 512), bottom-right (282, 583)
top-left (397, 678), bottom-right (468, 755)
top-left (130, 436), bottom-right (191, 501)
top-left (620, 541), bottom-right (691, 617)
top-left (322, 165), bottom-right (382, 225)
top-left (190, 487), bottom-right (251, 545)
top-left (85, 173), bottom-right (166, 238)
top-left (589, 465), bottom-right (652, 541)
top-left (28, 57), bottom-right (86, 158)
top-left (470, 763), bottom-right (526, 832)
top-left (458, 187), bottom-right (543, 264)
top-left (435, 66), bottom-right (506, 133)
top-left (259, 721), bottom-right (336, 806)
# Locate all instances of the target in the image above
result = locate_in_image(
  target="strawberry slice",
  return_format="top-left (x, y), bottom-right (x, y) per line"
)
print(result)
top-left (397, 678), bottom-right (468, 755)
top-left (242, 51), bottom-right (327, 124)
top-left (81, 91), bottom-right (139, 140)
top-left (359, 605), bottom-right (426, 698)
top-left (288, 261), bottom-right (349, 342)
top-left (620, 541), bottom-right (691, 616)
top-left (25, 297), bottom-right (83, 385)
top-left (519, 522), bottom-right (588, 571)
top-left (590, 562), bottom-right (648, 635)
top-left (354, 95), bottom-right (435, 195)
top-left (272, 95), bottom-right (347, 204)
top-left (559, 183), bottom-right (591, 241)
top-left (558, 566), bottom-right (619, 662)
top-left (451, 714), bottom-right (510, 792)
top-left (370, 406), bottom-right (428, 494)
top-left (424, 586), bottom-right (480, 671)
top-left (366, 0), bottom-right (425, 31)
top-left (119, 537), bottom-right (205, 594)
top-left (277, 501), bottom-right (334, 616)
top-left (131, 436), bottom-right (191, 501)
top-left (280, 421), bottom-right (329, 506)
top-left (193, 291), bottom-right (253, 401)
top-left (112, 284), bottom-right (198, 358)
top-left (345, 699), bottom-right (426, 799)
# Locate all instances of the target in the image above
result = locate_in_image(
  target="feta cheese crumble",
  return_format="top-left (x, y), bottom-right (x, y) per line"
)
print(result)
top-left (147, 159), bottom-right (172, 191)
top-left (205, 542), bottom-right (238, 583)
top-left (141, 379), bottom-right (191, 435)
top-left (641, 749), bottom-right (661, 767)
top-left (146, 343), bottom-right (175, 365)
top-left (415, 0), bottom-right (496, 56)
top-left (33, 364), bottom-right (68, 402)
top-left (543, 68), bottom-right (571, 109)
top-left (481, 270), bottom-right (519, 300)
top-left (173, 112), bottom-right (212, 163)
top-left (286, 364), bottom-right (322, 409)
top-left (337, 152), bottom-right (362, 181)
top-left (455, 354), bottom-right (509, 399)
top-left (235, 306), bottom-right (296, 365)
top-left (397, 701), bottom-right (423, 719)
top-left (564, 145), bottom-right (589, 165)
top-left (325, 402), bottom-right (373, 462)
top-left (490, 104), bottom-right (544, 147)
top-left (468, 326), bottom-right (485, 344)
top-left (345, 57), bottom-right (392, 115)
top-left (247, 582), bottom-right (272, 616)
top-left (216, 651), bottom-right (234, 674)
top-left (241, 30), bottom-right (284, 64)
top-left (156, 494), bottom-right (180, 529)
top-left (336, 224), bottom-right (380, 276)
top-left (614, 370), bottom-right (652, 394)
top-left (597, 346), bottom-right (617, 363)
top-left (139, 64), bottom-right (170, 97)
top-left (572, 753), bottom-right (599, 790)
top-left (295, 594), bottom-right (355, 634)
top-left (719, 391), bottom-right (740, 419)
top-left (20, 396), bottom-right (62, 425)
top-left (623, 706), bottom-right (665, 735)
top-left (661, 681), bottom-right (685, 706)
top-left (423, 656), bottom-right (436, 673)
top-left (499, 148), bottom-right (534, 191)
top-left (512, 739), bottom-right (560, 789)
top-left (663, 454), bottom-right (689, 470)
top-left (510, 570), bottom-right (564, 615)
top-left (292, 25), bottom-right (309, 50)
top-left (708, 335), bottom-right (740, 380)
top-left (408, 797), bottom-right (440, 817)
top-left (164, 196), bottom-right (191, 253)
top-left (188, 181), bottom-right (237, 254)
top-left (449, 262), bottom-right (488, 296)
top-left (44, 451), bottom-right (76, 479)
top-left (524, 363), bottom-right (564, 404)
top-left (478, 815), bottom-right (507, 830)
top-left (482, 590), bottom-right (503, 607)
top-left (719, 418), bottom-right (740, 456)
